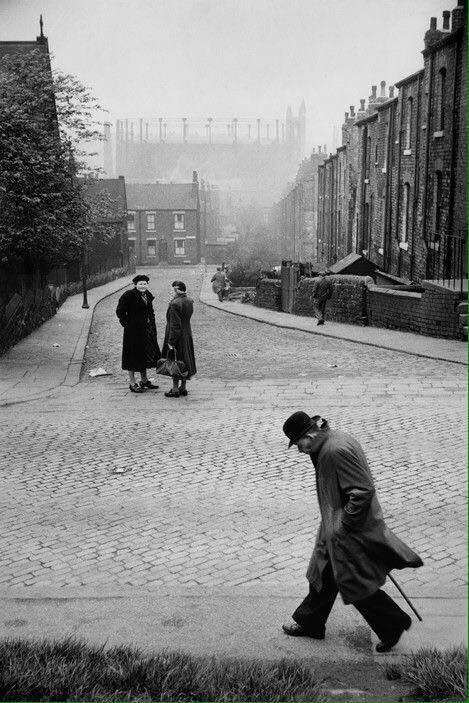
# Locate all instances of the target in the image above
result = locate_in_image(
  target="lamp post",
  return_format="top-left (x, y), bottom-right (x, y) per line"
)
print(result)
top-left (81, 233), bottom-right (89, 309)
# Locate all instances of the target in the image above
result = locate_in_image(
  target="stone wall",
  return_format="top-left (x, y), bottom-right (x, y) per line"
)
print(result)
top-left (0, 265), bottom-right (133, 355)
top-left (293, 275), bottom-right (372, 324)
top-left (255, 278), bottom-right (282, 310)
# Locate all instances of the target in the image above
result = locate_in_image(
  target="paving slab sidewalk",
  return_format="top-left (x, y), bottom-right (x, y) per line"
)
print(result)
top-left (200, 268), bottom-right (467, 365)
top-left (0, 275), bottom-right (131, 406)
top-left (0, 588), bottom-right (466, 664)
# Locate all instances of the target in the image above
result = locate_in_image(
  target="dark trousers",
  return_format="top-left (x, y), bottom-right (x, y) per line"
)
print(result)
top-left (313, 299), bottom-right (327, 321)
top-left (293, 562), bottom-right (410, 642)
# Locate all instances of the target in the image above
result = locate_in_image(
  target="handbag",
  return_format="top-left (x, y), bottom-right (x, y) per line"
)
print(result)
top-left (155, 348), bottom-right (188, 378)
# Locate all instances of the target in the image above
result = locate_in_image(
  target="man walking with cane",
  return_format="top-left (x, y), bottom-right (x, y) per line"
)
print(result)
top-left (282, 411), bottom-right (423, 652)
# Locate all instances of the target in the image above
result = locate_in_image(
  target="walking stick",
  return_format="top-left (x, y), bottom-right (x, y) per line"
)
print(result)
top-left (388, 573), bottom-right (423, 622)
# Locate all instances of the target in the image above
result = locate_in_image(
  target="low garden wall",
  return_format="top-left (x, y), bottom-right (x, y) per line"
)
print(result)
top-left (255, 279), bottom-right (282, 310)
top-left (293, 275), bottom-right (372, 325)
top-left (0, 264), bottom-right (134, 355)
top-left (367, 281), bottom-right (463, 339)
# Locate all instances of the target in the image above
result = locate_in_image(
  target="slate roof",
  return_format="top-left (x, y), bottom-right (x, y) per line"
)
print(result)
top-left (0, 38), bottom-right (49, 61)
top-left (126, 183), bottom-right (198, 211)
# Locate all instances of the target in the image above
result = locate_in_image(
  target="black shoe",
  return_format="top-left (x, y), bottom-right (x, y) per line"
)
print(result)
top-left (375, 616), bottom-right (412, 653)
top-left (317, 320), bottom-right (325, 326)
top-left (129, 383), bottom-right (145, 393)
top-left (179, 389), bottom-right (188, 396)
top-left (165, 389), bottom-right (180, 398)
top-left (282, 622), bottom-right (325, 639)
top-left (140, 380), bottom-right (159, 389)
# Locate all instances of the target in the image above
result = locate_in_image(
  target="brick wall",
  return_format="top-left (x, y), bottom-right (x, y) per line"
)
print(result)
top-left (366, 280), bottom-right (463, 338)
top-left (255, 278), bottom-right (282, 310)
top-left (293, 275), bottom-right (372, 324)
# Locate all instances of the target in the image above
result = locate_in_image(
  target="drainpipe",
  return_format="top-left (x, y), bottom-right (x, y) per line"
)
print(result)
top-left (422, 53), bottom-right (435, 245)
top-left (410, 72), bottom-right (423, 281)
top-left (394, 91), bottom-right (405, 277)
top-left (383, 101), bottom-right (395, 271)
top-left (447, 33), bottom-right (462, 244)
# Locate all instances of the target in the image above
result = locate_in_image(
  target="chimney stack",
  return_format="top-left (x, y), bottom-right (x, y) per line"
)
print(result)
top-left (371, 85), bottom-right (377, 99)
top-left (380, 80), bottom-right (386, 97)
top-left (389, 85), bottom-right (395, 98)
top-left (350, 105), bottom-right (355, 117)
top-left (318, 145), bottom-right (322, 153)
top-left (430, 17), bottom-right (437, 29)
top-left (344, 112), bottom-right (349, 120)
top-left (442, 10), bottom-right (450, 29)
top-left (359, 99), bottom-right (366, 112)
top-left (452, 0), bottom-right (466, 30)
top-left (323, 144), bottom-right (327, 154)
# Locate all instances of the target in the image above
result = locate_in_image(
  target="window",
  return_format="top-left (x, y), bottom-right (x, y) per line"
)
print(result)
top-left (173, 212), bottom-right (185, 230)
top-left (365, 135), bottom-right (371, 178)
top-left (434, 170), bottom-right (443, 234)
top-left (438, 68), bottom-right (446, 131)
top-left (146, 212), bottom-right (156, 231)
top-left (405, 97), bottom-right (413, 150)
top-left (127, 211), bottom-right (136, 232)
top-left (147, 239), bottom-right (156, 257)
top-left (174, 239), bottom-right (185, 256)
top-left (374, 143), bottom-right (378, 165)
top-left (400, 183), bottom-right (411, 243)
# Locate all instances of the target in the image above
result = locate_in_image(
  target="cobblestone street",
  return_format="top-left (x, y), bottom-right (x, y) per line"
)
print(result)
top-left (0, 266), bottom-right (466, 597)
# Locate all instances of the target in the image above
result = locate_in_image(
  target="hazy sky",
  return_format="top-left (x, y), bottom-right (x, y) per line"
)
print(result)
top-left (2, 0), bottom-right (452, 150)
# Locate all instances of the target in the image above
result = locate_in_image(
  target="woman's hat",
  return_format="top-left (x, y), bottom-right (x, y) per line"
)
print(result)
top-left (282, 411), bottom-right (321, 448)
top-left (132, 274), bottom-right (149, 284)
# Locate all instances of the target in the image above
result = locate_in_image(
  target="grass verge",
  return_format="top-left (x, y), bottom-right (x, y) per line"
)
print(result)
top-left (385, 645), bottom-right (467, 701)
top-left (0, 637), bottom-right (326, 702)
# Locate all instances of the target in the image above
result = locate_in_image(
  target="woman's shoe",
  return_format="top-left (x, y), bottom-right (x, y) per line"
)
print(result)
top-left (129, 383), bottom-right (145, 393)
top-left (179, 389), bottom-right (188, 396)
top-left (140, 380), bottom-right (159, 389)
top-left (164, 389), bottom-right (180, 398)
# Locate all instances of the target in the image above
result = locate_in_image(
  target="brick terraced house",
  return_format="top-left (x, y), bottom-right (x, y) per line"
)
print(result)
top-left (316, 1), bottom-right (466, 286)
top-left (125, 174), bottom-right (200, 265)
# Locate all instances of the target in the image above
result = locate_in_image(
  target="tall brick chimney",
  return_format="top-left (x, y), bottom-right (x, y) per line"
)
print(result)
top-left (359, 99), bottom-right (366, 112)
top-left (442, 10), bottom-right (451, 30)
top-left (380, 80), bottom-right (386, 97)
top-left (389, 85), bottom-right (395, 98)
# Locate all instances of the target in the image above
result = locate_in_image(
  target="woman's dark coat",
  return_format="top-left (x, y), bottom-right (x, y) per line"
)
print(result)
top-left (162, 293), bottom-right (196, 378)
top-left (116, 288), bottom-right (161, 371)
top-left (306, 430), bottom-right (423, 604)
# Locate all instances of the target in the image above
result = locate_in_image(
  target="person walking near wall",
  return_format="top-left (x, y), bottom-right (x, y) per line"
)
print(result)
top-left (161, 280), bottom-right (197, 398)
top-left (281, 411), bottom-right (423, 653)
top-left (116, 274), bottom-right (161, 393)
top-left (312, 272), bottom-right (333, 325)
top-left (211, 267), bottom-right (226, 302)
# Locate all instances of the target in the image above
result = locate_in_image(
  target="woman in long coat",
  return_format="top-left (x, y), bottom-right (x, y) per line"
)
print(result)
top-left (161, 280), bottom-right (196, 398)
top-left (116, 274), bottom-right (161, 393)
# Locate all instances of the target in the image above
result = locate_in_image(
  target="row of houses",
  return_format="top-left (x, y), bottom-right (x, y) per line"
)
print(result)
top-left (275, 1), bottom-right (467, 287)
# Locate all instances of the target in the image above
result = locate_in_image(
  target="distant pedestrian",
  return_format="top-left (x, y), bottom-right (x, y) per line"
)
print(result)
top-left (211, 267), bottom-right (226, 302)
top-left (281, 411), bottom-right (423, 653)
top-left (312, 272), bottom-right (333, 325)
top-left (116, 274), bottom-right (161, 393)
top-left (161, 280), bottom-right (196, 398)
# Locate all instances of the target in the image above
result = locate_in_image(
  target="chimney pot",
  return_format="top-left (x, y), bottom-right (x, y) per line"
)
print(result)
top-left (442, 10), bottom-right (450, 29)
top-left (430, 16), bottom-right (437, 29)
top-left (350, 105), bottom-right (355, 117)
top-left (380, 80), bottom-right (386, 97)
top-left (360, 99), bottom-right (366, 111)
top-left (345, 112), bottom-right (349, 120)
top-left (389, 85), bottom-right (395, 98)
top-left (371, 85), bottom-right (377, 98)
top-left (318, 145), bottom-right (322, 153)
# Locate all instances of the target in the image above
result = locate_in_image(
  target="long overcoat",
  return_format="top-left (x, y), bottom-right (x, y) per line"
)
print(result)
top-left (306, 430), bottom-right (423, 604)
top-left (162, 293), bottom-right (196, 378)
top-left (116, 288), bottom-right (161, 371)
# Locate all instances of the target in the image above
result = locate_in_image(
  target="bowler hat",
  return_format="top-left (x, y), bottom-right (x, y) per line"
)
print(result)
top-left (283, 411), bottom-right (320, 448)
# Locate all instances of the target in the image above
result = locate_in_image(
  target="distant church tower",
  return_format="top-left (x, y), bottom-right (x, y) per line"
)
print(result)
top-left (298, 100), bottom-right (306, 153)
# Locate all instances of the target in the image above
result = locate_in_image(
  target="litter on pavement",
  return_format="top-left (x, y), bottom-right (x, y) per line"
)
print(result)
top-left (88, 367), bottom-right (112, 377)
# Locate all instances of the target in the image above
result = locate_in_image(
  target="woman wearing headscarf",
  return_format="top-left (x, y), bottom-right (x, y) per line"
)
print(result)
top-left (116, 274), bottom-right (161, 393)
top-left (161, 280), bottom-right (196, 397)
